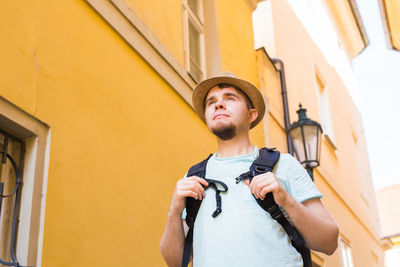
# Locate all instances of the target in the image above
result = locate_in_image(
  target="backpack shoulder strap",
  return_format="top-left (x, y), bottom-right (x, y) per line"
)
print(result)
top-left (250, 147), bottom-right (280, 173)
top-left (235, 148), bottom-right (280, 184)
top-left (185, 153), bottom-right (213, 228)
top-left (249, 148), bottom-right (306, 250)
top-left (187, 154), bottom-right (213, 178)
top-left (182, 154), bottom-right (212, 267)
top-left (248, 148), bottom-right (311, 266)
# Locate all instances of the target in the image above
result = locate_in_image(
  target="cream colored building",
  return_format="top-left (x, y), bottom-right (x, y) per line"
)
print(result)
top-left (0, 0), bottom-right (387, 266)
top-left (252, 1), bottom-right (384, 266)
top-left (376, 185), bottom-right (400, 267)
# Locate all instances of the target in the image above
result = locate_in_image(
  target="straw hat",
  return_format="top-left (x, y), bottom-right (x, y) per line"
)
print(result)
top-left (192, 72), bottom-right (265, 129)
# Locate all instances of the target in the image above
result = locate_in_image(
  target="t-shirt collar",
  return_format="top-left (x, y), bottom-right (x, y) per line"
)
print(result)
top-left (213, 146), bottom-right (259, 161)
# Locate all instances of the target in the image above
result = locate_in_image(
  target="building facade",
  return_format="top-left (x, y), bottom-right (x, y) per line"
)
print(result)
top-left (376, 185), bottom-right (400, 267)
top-left (0, 0), bottom-right (385, 266)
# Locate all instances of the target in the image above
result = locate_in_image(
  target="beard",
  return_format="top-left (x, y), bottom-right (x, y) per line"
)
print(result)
top-left (211, 122), bottom-right (237, 140)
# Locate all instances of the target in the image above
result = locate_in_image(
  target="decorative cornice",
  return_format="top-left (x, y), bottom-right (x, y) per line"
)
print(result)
top-left (378, 0), bottom-right (399, 51)
top-left (348, 0), bottom-right (369, 50)
top-left (245, 0), bottom-right (263, 11)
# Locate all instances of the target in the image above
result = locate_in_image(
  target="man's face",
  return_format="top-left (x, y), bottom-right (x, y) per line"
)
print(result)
top-left (204, 86), bottom-right (257, 140)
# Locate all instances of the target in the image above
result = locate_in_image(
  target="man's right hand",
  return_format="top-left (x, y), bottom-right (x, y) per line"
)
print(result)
top-left (169, 176), bottom-right (209, 216)
top-left (161, 176), bottom-right (208, 266)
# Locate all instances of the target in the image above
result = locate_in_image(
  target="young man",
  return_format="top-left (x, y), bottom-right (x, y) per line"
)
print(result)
top-left (160, 72), bottom-right (339, 267)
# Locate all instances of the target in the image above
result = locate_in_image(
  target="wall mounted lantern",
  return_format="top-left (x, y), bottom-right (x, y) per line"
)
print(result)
top-left (287, 104), bottom-right (322, 181)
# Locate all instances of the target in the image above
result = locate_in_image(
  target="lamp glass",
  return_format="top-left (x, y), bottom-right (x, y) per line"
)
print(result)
top-left (289, 126), bottom-right (306, 165)
top-left (289, 124), bottom-right (321, 168)
top-left (303, 124), bottom-right (321, 168)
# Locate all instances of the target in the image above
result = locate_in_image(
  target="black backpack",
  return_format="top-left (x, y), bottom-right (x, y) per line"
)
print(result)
top-left (182, 147), bottom-right (312, 267)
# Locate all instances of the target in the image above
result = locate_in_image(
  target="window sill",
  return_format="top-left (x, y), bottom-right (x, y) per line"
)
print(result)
top-left (323, 133), bottom-right (337, 151)
top-left (322, 133), bottom-right (338, 160)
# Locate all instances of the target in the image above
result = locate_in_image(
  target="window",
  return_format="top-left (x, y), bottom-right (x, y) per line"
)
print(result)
top-left (311, 251), bottom-right (324, 267)
top-left (183, 0), bottom-right (205, 82)
top-left (0, 131), bottom-right (24, 265)
top-left (315, 70), bottom-right (336, 148)
top-left (339, 238), bottom-right (354, 267)
top-left (0, 99), bottom-right (50, 267)
top-left (352, 126), bottom-right (373, 206)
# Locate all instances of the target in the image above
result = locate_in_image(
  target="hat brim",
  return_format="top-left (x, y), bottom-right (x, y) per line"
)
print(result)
top-left (192, 76), bottom-right (265, 129)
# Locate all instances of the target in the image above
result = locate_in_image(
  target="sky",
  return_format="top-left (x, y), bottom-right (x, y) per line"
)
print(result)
top-left (352, 0), bottom-right (400, 189)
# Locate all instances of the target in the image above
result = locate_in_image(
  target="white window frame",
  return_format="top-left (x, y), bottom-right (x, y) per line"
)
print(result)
top-left (0, 97), bottom-right (51, 267)
top-left (182, 0), bottom-right (206, 83)
top-left (0, 133), bottom-right (24, 262)
top-left (311, 250), bottom-right (325, 267)
top-left (315, 67), bottom-right (336, 149)
top-left (339, 238), bottom-right (354, 267)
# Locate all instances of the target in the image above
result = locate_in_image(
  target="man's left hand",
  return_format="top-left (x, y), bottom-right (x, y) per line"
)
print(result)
top-left (244, 172), bottom-right (291, 207)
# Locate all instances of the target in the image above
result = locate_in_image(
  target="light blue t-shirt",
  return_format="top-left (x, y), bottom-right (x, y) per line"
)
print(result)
top-left (184, 146), bottom-right (322, 267)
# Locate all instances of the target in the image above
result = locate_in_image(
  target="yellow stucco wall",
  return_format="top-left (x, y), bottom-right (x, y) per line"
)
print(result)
top-left (0, 0), bottom-right (385, 266)
top-left (0, 0), bottom-right (265, 265)
top-left (0, 1), bottom-right (39, 113)
top-left (124, 0), bottom-right (185, 66)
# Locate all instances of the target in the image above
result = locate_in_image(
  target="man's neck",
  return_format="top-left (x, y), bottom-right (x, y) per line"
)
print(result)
top-left (215, 131), bottom-right (254, 158)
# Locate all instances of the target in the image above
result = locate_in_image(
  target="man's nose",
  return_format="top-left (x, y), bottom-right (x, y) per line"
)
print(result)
top-left (214, 100), bottom-right (225, 110)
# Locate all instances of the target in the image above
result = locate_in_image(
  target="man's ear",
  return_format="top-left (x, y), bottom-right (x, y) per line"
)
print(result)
top-left (248, 108), bottom-right (258, 125)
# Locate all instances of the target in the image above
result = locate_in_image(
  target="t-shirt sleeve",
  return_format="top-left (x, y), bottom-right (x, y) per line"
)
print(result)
top-left (285, 154), bottom-right (323, 203)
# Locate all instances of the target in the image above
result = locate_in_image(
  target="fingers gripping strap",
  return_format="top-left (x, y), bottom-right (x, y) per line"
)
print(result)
top-left (181, 181), bottom-right (227, 267)
top-left (237, 148), bottom-right (280, 184)
top-left (182, 154), bottom-right (227, 267)
top-left (250, 148), bottom-right (306, 249)
top-left (184, 154), bottom-right (212, 227)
